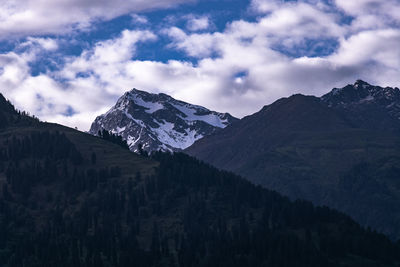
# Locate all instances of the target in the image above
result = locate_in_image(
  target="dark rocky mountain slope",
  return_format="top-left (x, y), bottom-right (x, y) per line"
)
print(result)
top-left (186, 80), bottom-right (400, 240)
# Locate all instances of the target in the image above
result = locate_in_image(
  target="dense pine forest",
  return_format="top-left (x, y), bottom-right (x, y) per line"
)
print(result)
top-left (0, 94), bottom-right (400, 266)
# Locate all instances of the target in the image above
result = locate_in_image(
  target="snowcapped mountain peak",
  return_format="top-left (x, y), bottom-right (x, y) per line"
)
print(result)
top-left (90, 88), bottom-right (238, 152)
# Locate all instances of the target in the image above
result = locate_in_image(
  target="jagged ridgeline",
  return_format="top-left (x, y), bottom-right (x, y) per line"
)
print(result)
top-left (0, 94), bottom-right (400, 266)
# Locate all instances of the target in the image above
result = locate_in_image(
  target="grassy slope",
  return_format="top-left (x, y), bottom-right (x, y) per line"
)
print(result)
top-left (0, 122), bottom-right (157, 175)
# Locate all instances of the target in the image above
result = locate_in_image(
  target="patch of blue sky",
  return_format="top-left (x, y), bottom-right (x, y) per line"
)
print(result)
top-left (0, 40), bottom-right (17, 53)
top-left (145, 0), bottom-right (254, 31)
top-left (272, 38), bottom-right (339, 58)
top-left (29, 54), bottom-right (60, 76)
top-left (63, 106), bottom-right (76, 117)
top-left (75, 71), bottom-right (95, 79)
top-left (134, 37), bottom-right (193, 63)
top-left (234, 70), bottom-right (248, 79)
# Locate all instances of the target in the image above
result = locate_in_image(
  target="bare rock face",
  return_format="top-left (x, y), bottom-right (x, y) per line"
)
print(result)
top-left (89, 88), bottom-right (238, 152)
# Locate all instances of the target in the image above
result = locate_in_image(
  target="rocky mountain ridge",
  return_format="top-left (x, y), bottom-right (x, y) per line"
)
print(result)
top-left (321, 80), bottom-right (400, 131)
top-left (89, 88), bottom-right (238, 152)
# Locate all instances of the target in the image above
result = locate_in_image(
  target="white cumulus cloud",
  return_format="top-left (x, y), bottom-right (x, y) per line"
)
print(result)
top-left (186, 15), bottom-right (210, 31)
top-left (0, 0), bottom-right (196, 38)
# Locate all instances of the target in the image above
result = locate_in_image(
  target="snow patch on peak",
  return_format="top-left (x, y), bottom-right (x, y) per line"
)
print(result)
top-left (171, 103), bottom-right (229, 128)
top-left (359, 95), bottom-right (374, 103)
top-left (150, 122), bottom-right (204, 150)
top-left (130, 94), bottom-right (164, 114)
top-left (112, 126), bottom-right (126, 134)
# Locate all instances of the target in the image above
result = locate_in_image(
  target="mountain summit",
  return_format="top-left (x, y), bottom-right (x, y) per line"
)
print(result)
top-left (89, 88), bottom-right (238, 152)
top-left (322, 80), bottom-right (400, 131)
top-left (322, 80), bottom-right (400, 108)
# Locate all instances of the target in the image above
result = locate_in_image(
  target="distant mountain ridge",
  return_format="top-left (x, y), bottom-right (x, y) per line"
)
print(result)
top-left (89, 88), bottom-right (238, 152)
top-left (321, 80), bottom-right (400, 131)
top-left (323, 80), bottom-right (400, 111)
top-left (186, 80), bottom-right (400, 240)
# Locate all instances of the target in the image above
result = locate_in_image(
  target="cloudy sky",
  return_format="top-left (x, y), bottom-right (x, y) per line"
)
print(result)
top-left (0, 0), bottom-right (399, 130)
